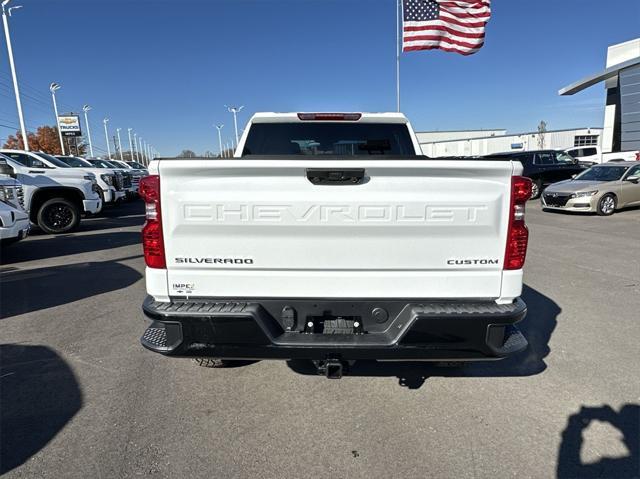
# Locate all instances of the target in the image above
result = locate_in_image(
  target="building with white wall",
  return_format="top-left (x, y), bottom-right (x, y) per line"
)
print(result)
top-left (419, 127), bottom-right (603, 157)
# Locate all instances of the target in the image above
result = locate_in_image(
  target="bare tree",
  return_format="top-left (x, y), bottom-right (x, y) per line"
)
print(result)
top-left (178, 149), bottom-right (196, 158)
top-left (537, 121), bottom-right (547, 149)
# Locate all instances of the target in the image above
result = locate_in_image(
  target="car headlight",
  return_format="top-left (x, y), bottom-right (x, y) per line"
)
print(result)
top-left (571, 190), bottom-right (598, 198)
top-left (100, 174), bottom-right (114, 186)
top-left (83, 174), bottom-right (97, 184)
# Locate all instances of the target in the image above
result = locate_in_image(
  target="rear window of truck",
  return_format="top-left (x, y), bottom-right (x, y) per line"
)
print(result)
top-left (242, 123), bottom-right (415, 156)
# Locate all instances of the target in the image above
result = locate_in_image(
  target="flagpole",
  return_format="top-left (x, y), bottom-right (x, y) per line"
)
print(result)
top-left (396, 0), bottom-right (401, 112)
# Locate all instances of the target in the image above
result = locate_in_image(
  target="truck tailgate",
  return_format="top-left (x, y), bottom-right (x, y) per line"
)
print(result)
top-left (158, 159), bottom-right (517, 299)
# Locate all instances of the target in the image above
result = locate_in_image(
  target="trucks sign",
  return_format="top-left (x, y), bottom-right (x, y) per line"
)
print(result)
top-left (57, 115), bottom-right (82, 137)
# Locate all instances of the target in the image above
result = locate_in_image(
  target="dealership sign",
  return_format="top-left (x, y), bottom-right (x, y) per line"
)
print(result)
top-left (58, 115), bottom-right (82, 137)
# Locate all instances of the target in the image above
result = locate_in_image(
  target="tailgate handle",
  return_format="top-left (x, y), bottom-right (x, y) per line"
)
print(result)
top-left (306, 169), bottom-right (365, 185)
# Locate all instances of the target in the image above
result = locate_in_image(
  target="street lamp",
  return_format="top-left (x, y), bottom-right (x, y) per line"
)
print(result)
top-left (225, 105), bottom-right (244, 145)
top-left (127, 128), bottom-right (134, 161)
top-left (138, 136), bottom-right (144, 163)
top-left (133, 132), bottom-right (138, 161)
top-left (82, 105), bottom-right (94, 157)
top-left (49, 83), bottom-right (65, 155)
top-left (103, 118), bottom-right (111, 159)
top-left (116, 128), bottom-right (124, 161)
top-left (2, 1), bottom-right (28, 151)
top-left (214, 124), bottom-right (224, 158)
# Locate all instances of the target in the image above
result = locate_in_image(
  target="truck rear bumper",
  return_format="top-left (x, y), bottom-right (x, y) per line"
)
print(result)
top-left (141, 296), bottom-right (528, 361)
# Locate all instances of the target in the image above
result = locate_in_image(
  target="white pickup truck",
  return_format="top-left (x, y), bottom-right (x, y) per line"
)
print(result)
top-left (139, 113), bottom-right (532, 378)
top-left (0, 151), bottom-right (102, 234)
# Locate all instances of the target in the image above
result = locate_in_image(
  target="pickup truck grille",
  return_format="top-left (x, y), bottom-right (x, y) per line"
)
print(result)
top-left (122, 173), bottom-right (132, 189)
top-left (16, 185), bottom-right (24, 209)
top-left (114, 173), bottom-right (124, 191)
top-left (543, 193), bottom-right (571, 207)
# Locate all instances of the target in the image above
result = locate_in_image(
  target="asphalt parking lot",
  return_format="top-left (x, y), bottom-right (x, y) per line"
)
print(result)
top-left (1, 201), bottom-right (639, 479)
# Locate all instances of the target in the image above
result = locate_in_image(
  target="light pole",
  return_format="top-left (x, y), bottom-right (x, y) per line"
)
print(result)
top-left (2, 1), bottom-right (28, 151)
top-left (49, 83), bottom-right (65, 155)
top-left (103, 118), bottom-right (111, 159)
top-left (214, 124), bottom-right (224, 158)
top-left (133, 133), bottom-right (138, 161)
top-left (82, 104), bottom-right (94, 157)
top-left (138, 136), bottom-right (144, 163)
top-left (127, 128), bottom-right (134, 161)
top-left (116, 128), bottom-right (124, 161)
top-left (225, 105), bottom-right (244, 145)
top-left (145, 142), bottom-right (150, 164)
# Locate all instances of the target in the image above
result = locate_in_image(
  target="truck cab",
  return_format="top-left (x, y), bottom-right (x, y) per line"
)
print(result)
top-left (0, 151), bottom-right (102, 234)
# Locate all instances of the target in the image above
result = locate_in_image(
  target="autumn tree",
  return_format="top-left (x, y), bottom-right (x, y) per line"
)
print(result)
top-left (3, 125), bottom-right (86, 156)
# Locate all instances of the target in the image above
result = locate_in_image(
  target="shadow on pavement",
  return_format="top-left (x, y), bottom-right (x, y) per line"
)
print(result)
top-left (0, 257), bottom-right (142, 319)
top-left (287, 285), bottom-right (559, 389)
top-left (0, 344), bottom-right (83, 475)
top-left (557, 404), bottom-right (639, 479)
top-left (0, 231), bottom-right (142, 265)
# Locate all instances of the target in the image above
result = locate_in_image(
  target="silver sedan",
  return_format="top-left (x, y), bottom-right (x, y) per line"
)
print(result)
top-left (541, 161), bottom-right (640, 216)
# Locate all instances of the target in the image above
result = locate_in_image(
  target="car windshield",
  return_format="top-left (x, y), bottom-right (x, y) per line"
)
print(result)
top-left (242, 122), bottom-right (415, 156)
top-left (575, 166), bottom-right (629, 182)
top-left (555, 152), bottom-right (576, 165)
top-left (128, 162), bottom-right (146, 169)
top-left (111, 161), bottom-right (129, 168)
top-left (35, 152), bottom-right (72, 168)
top-left (58, 156), bottom-right (92, 167)
top-left (88, 160), bottom-right (113, 168)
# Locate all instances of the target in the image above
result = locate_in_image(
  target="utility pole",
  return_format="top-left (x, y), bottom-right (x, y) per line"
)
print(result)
top-left (225, 105), bottom-right (244, 145)
top-left (82, 104), bottom-right (94, 157)
top-left (103, 118), bottom-right (111, 159)
top-left (215, 124), bottom-right (224, 158)
top-left (1, 1), bottom-right (28, 150)
top-left (50, 83), bottom-right (65, 154)
top-left (116, 128), bottom-right (124, 161)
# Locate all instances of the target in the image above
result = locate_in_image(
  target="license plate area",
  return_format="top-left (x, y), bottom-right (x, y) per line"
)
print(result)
top-left (305, 314), bottom-right (364, 335)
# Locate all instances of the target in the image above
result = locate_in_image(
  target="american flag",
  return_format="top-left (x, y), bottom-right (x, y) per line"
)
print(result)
top-left (402, 0), bottom-right (491, 55)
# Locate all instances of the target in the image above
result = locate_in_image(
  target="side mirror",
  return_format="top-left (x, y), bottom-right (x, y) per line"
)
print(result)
top-left (0, 161), bottom-right (16, 178)
top-left (625, 175), bottom-right (639, 184)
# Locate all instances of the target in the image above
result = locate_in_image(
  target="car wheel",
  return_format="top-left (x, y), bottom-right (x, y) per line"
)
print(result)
top-left (530, 180), bottom-right (542, 200)
top-left (37, 198), bottom-right (80, 234)
top-left (597, 194), bottom-right (616, 216)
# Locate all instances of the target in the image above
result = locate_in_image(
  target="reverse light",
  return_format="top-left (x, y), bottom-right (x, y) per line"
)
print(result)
top-left (297, 113), bottom-right (362, 121)
top-left (504, 176), bottom-right (532, 270)
top-left (139, 175), bottom-right (166, 269)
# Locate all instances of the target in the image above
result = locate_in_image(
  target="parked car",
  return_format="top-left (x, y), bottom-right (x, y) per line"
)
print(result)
top-left (564, 145), bottom-right (640, 166)
top-left (0, 173), bottom-right (29, 244)
top-left (55, 155), bottom-right (126, 204)
top-left (108, 160), bottom-right (146, 197)
top-left (139, 111), bottom-right (532, 378)
top-left (541, 161), bottom-right (640, 216)
top-left (0, 151), bottom-right (102, 234)
top-left (484, 150), bottom-right (586, 199)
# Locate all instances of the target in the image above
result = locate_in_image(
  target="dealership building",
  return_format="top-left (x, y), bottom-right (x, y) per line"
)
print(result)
top-left (419, 37), bottom-right (640, 157)
top-left (560, 37), bottom-right (640, 154)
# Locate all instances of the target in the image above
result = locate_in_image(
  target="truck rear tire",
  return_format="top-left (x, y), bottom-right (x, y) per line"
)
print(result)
top-left (37, 198), bottom-right (80, 234)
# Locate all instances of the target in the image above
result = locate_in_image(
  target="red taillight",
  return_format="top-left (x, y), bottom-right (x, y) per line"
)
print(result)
top-left (139, 175), bottom-right (166, 269)
top-left (504, 176), bottom-right (532, 270)
top-left (297, 113), bottom-right (362, 121)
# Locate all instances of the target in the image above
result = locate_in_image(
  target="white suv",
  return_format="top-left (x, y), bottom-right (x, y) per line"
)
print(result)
top-left (0, 151), bottom-right (102, 234)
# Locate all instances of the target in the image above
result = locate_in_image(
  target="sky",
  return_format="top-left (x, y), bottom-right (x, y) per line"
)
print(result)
top-left (0, 0), bottom-right (639, 157)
